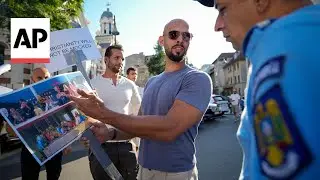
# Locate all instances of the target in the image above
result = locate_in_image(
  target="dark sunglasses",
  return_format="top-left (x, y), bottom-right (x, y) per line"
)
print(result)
top-left (166, 30), bottom-right (193, 42)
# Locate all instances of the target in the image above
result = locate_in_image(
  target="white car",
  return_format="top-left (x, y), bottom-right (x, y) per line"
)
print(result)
top-left (212, 95), bottom-right (231, 114)
top-left (203, 96), bottom-right (223, 121)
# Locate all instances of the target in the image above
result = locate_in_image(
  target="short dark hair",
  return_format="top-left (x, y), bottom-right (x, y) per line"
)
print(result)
top-left (104, 45), bottom-right (123, 57)
top-left (126, 67), bottom-right (137, 75)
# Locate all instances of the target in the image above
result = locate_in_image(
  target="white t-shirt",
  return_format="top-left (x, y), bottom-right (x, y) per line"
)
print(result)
top-left (229, 93), bottom-right (241, 105)
top-left (138, 87), bottom-right (144, 98)
top-left (91, 75), bottom-right (141, 115)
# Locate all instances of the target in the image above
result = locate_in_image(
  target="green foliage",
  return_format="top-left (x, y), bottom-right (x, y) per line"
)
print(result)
top-left (0, 0), bottom-right (84, 31)
top-left (146, 42), bottom-right (165, 75)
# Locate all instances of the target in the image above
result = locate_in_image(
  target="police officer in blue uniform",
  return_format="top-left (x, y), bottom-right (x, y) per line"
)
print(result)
top-left (196, 0), bottom-right (320, 179)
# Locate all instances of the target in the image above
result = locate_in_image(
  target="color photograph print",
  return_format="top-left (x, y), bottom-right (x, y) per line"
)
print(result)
top-left (0, 88), bottom-right (37, 127)
top-left (32, 75), bottom-right (71, 112)
top-left (0, 72), bottom-right (91, 165)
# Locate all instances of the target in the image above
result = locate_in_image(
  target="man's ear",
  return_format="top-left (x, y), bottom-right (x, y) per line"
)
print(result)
top-left (158, 36), bottom-right (164, 46)
top-left (104, 57), bottom-right (109, 64)
top-left (253, 0), bottom-right (270, 13)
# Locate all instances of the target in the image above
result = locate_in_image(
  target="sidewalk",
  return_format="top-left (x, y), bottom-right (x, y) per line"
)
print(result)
top-left (0, 141), bottom-right (92, 180)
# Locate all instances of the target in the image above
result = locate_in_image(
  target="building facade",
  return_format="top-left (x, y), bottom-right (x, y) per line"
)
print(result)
top-left (0, 27), bottom-right (35, 89)
top-left (210, 53), bottom-right (234, 94)
top-left (124, 52), bottom-right (150, 87)
top-left (223, 52), bottom-right (247, 96)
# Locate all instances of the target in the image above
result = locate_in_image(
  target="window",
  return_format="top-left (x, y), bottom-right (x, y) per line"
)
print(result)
top-left (237, 63), bottom-right (239, 70)
top-left (53, 71), bottom-right (59, 75)
top-left (0, 77), bottom-right (10, 84)
top-left (0, 45), bottom-right (4, 66)
top-left (234, 76), bottom-right (237, 84)
top-left (233, 64), bottom-right (236, 71)
top-left (72, 65), bottom-right (77, 72)
top-left (109, 23), bottom-right (112, 35)
top-left (238, 75), bottom-right (240, 83)
top-left (23, 79), bottom-right (30, 85)
top-left (213, 96), bottom-right (223, 101)
top-left (23, 68), bottom-right (31, 74)
top-left (104, 22), bottom-right (107, 34)
top-left (231, 77), bottom-right (232, 84)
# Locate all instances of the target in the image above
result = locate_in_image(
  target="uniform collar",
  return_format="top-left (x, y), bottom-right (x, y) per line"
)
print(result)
top-left (242, 19), bottom-right (276, 61)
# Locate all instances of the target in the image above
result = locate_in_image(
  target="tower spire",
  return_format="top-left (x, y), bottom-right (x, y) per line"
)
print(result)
top-left (106, 2), bottom-right (111, 11)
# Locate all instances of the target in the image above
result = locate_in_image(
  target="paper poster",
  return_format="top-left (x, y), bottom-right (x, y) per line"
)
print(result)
top-left (46, 27), bottom-right (102, 73)
top-left (0, 71), bottom-right (92, 165)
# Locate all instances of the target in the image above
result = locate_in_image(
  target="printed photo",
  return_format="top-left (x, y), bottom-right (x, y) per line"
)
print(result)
top-left (0, 72), bottom-right (91, 165)
top-left (0, 88), bottom-right (37, 126)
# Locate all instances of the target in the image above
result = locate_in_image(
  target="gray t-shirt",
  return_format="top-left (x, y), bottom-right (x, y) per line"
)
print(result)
top-left (138, 65), bottom-right (212, 172)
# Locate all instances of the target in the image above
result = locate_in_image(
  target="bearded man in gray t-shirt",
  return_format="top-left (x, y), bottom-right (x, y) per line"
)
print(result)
top-left (70, 19), bottom-right (212, 180)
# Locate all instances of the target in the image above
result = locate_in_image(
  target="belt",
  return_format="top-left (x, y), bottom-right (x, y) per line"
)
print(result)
top-left (103, 141), bottom-right (130, 145)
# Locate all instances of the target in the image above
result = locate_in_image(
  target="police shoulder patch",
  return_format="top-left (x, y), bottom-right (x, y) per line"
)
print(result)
top-left (251, 55), bottom-right (285, 101)
top-left (253, 84), bottom-right (312, 179)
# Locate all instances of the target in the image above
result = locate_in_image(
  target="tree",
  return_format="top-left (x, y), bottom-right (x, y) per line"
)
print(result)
top-left (0, 0), bottom-right (84, 31)
top-left (146, 42), bottom-right (165, 75)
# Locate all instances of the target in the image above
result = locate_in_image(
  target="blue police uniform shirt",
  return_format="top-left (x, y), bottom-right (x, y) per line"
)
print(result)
top-left (138, 65), bottom-right (212, 172)
top-left (237, 4), bottom-right (320, 180)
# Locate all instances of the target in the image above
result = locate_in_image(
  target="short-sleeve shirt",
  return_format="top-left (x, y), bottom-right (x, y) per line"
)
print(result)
top-left (90, 75), bottom-right (141, 115)
top-left (138, 65), bottom-right (212, 172)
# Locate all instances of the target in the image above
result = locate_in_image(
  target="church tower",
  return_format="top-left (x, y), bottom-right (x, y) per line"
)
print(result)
top-left (95, 3), bottom-right (119, 74)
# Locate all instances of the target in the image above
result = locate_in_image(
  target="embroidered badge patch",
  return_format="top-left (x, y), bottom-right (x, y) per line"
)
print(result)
top-left (253, 84), bottom-right (312, 179)
top-left (251, 55), bottom-right (285, 101)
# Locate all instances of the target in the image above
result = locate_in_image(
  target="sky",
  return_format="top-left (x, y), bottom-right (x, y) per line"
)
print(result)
top-left (83, 0), bottom-right (236, 68)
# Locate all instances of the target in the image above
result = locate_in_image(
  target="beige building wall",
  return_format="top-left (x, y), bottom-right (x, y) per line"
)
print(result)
top-left (224, 59), bottom-right (247, 96)
top-left (124, 52), bottom-right (150, 87)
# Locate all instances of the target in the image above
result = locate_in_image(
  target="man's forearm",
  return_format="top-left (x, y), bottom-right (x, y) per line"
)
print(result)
top-left (101, 111), bottom-right (176, 142)
top-left (111, 129), bottom-right (135, 141)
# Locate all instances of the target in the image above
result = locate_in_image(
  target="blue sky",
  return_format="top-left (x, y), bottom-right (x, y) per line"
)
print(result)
top-left (83, 0), bottom-right (235, 68)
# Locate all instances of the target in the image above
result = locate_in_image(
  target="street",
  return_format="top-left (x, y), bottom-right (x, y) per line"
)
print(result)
top-left (0, 115), bottom-right (242, 180)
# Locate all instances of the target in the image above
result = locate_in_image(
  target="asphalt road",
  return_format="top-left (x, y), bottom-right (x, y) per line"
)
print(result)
top-left (0, 115), bottom-right (243, 180)
top-left (197, 115), bottom-right (243, 180)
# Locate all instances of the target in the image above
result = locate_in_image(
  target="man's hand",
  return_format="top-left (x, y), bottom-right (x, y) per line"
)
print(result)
top-left (80, 117), bottom-right (114, 145)
top-left (63, 146), bottom-right (72, 155)
top-left (68, 89), bottom-right (108, 120)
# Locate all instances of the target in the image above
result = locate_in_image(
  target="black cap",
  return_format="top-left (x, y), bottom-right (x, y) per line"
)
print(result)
top-left (195, 0), bottom-right (215, 7)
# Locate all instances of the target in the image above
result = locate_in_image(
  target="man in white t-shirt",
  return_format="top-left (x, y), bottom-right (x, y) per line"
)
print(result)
top-left (126, 67), bottom-right (144, 98)
top-left (88, 45), bottom-right (141, 180)
top-left (125, 67), bottom-right (142, 152)
top-left (229, 89), bottom-right (241, 122)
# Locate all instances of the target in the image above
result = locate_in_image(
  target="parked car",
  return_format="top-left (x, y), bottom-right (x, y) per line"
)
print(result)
top-left (212, 95), bottom-right (231, 114)
top-left (203, 95), bottom-right (224, 121)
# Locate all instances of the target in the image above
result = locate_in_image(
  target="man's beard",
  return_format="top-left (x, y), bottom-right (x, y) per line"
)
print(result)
top-left (165, 46), bottom-right (186, 63)
top-left (107, 62), bottom-right (121, 73)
